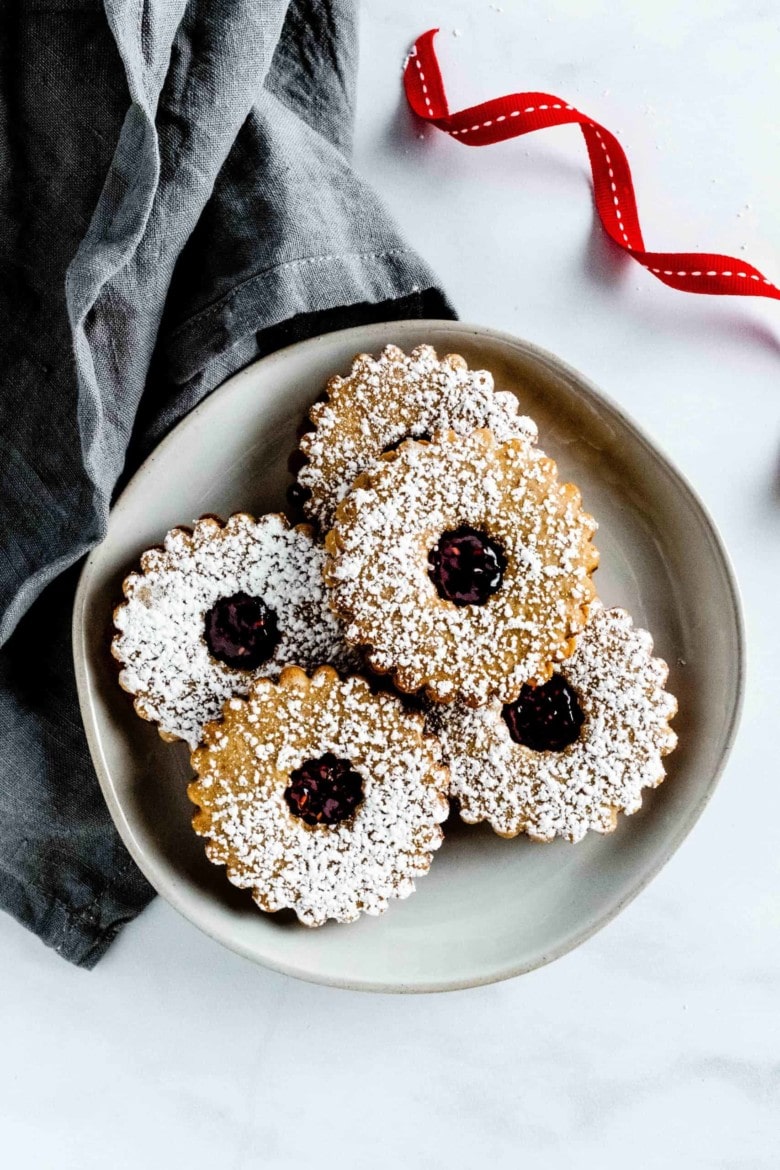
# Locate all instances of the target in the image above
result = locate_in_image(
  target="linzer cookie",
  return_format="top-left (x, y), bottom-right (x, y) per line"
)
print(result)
top-left (293, 343), bottom-right (537, 532)
top-left (112, 513), bottom-right (357, 750)
top-left (325, 428), bottom-right (598, 706)
top-left (426, 604), bottom-right (677, 842)
top-left (188, 667), bottom-right (450, 926)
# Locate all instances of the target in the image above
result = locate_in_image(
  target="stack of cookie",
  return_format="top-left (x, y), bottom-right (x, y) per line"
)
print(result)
top-left (112, 344), bottom-right (677, 928)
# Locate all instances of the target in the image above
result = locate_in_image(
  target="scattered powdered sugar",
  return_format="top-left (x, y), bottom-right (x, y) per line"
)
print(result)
top-left (325, 429), bottom-right (598, 705)
top-left (298, 343), bottom-right (537, 532)
top-left (112, 514), bottom-right (358, 749)
top-left (426, 604), bottom-right (678, 842)
top-left (189, 668), bottom-right (450, 926)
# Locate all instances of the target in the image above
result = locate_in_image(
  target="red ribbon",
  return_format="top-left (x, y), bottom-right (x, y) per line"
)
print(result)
top-left (404, 29), bottom-right (780, 302)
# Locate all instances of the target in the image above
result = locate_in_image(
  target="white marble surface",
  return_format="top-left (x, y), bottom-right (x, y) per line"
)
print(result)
top-left (2, 1), bottom-right (780, 1165)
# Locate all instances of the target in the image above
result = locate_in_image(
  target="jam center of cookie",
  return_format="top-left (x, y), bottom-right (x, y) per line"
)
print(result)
top-left (204, 591), bottom-right (280, 670)
top-left (381, 429), bottom-right (432, 456)
top-left (428, 525), bottom-right (506, 606)
top-left (284, 753), bottom-right (364, 826)
top-left (502, 676), bottom-right (585, 752)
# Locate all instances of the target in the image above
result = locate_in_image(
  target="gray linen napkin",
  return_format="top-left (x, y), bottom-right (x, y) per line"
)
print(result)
top-left (0, 0), bottom-right (452, 966)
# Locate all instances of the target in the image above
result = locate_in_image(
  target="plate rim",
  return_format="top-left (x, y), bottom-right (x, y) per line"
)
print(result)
top-left (72, 319), bottom-right (746, 992)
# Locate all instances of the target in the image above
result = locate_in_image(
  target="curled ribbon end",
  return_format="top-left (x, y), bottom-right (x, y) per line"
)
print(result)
top-left (403, 29), bottom-right (450, 122)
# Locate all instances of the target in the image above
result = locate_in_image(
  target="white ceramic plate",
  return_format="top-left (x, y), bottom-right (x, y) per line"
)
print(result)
top-left (73, 321), bottom-right (743, 992)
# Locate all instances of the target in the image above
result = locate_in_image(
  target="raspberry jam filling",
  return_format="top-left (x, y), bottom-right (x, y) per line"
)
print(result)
top-left (204, 591), bottom-right (281, 670)
top-left (502, 675), bottom-right (585, 752)
top-left (428, 525), bottom-right (506, 606)
top-left (381, 429), bottom-right (432, 456)
top-left (284, 753), bottom-right (365, 826)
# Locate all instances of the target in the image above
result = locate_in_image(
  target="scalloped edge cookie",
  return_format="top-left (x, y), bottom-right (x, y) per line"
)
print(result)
top-left (188, 666), bottom-right (451, 926)
top-left (325, 428), bottom-right (598, 707)
top-left (426, 603), bottom-right (678, 842)
top-left (294, 343), bottom-right (537, 532)
top-left (112, 512), bottom-right (357, 749)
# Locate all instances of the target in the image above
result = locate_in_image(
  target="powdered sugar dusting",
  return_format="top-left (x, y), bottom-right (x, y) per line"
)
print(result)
top-left (112, 514), bottom-right (358, 749)
top-left (325, 429), bottom-right (598, 705)
top-left (298, 343), bottom-right (537, 532)
top-left (189, 667), bottom-right (450, 926)
top-left (427, 604), bottom-right (678, 842)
